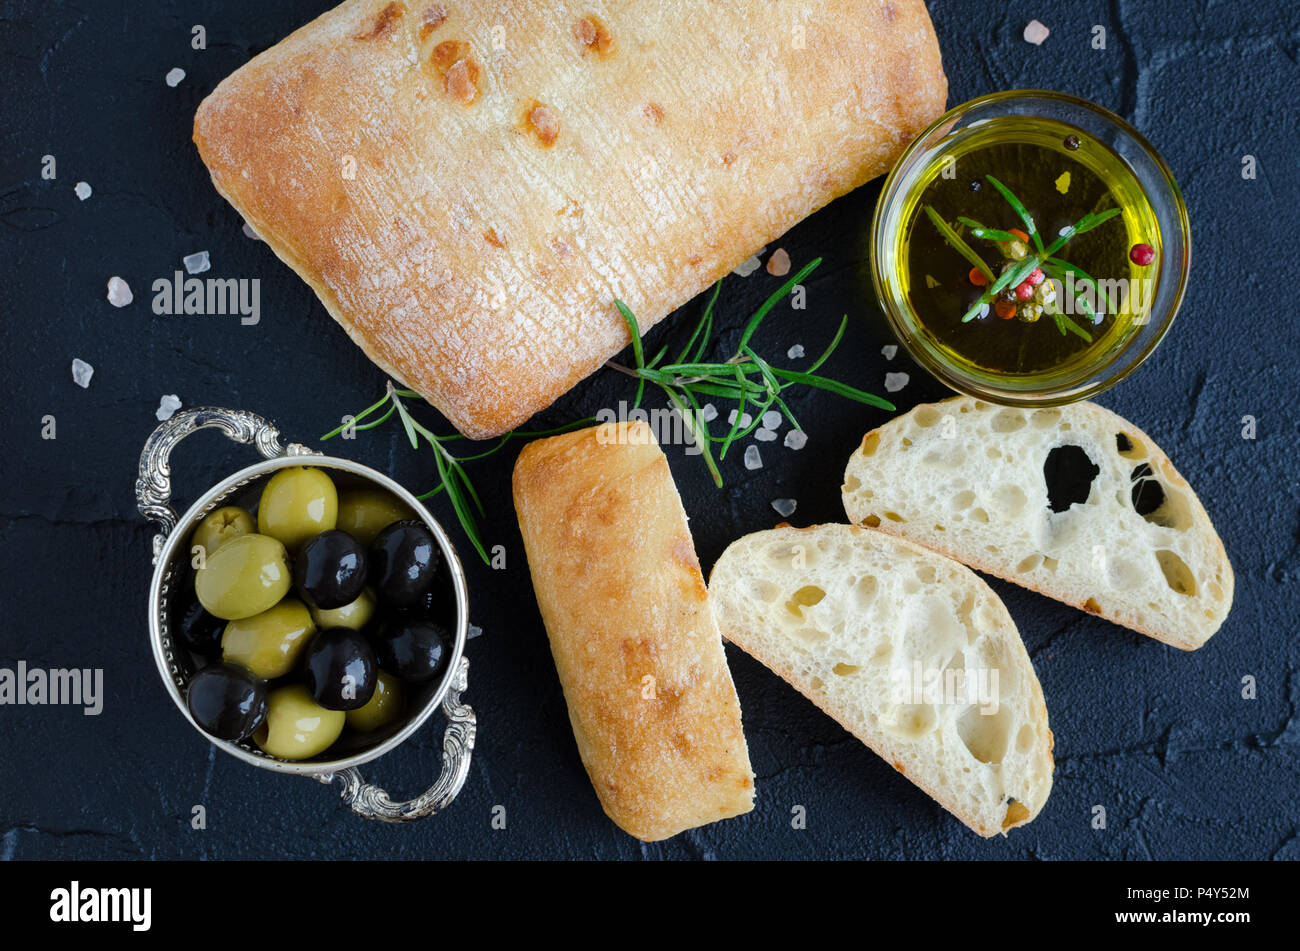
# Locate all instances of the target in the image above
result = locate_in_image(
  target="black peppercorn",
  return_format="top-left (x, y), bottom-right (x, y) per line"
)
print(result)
top-left (1064, 134), bottom-right (1081, 151)
top-left (969, 180), bottom-right (982, 192)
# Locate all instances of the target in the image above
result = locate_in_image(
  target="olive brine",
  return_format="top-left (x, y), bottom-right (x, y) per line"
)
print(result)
top-left (180, 468), bottom-right (454, 759)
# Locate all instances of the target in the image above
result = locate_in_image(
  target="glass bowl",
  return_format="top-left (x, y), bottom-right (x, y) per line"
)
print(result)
top-left (871, 90), bottom-right (1190, 405)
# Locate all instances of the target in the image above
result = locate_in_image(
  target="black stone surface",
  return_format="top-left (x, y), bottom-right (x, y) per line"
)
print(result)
top-left (1, 1), bottom-right (1297, 860)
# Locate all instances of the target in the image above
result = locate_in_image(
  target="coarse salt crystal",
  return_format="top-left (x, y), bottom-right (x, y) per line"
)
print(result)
top-left (728, 409), bottom-right (753, 428)
top-left (975, 302), bottom-right (991, 320)
top-left (241, 221), bottom-right (261, 241)
top-left (74, 181), bottom-right (92, 201)
top-left (701, 402), bottom-right (718, 422)
top-left (784, 429), bottom-right (807, 450)
top-left (107, 276), bottom-right (133, 307)
top-left (881, 344), bottom-right (898, 360)
top-left (155, 394), bottom-right (182, 421)
top-left (743, 445), bottom-right (763, 471)
top-left (761, 410), bottom-right (782, 430)
top-left (755, 428), bottom-right (777, 442)
top-left (183, 250), bottom-right (210, 275)
top-left (885, 372), bottom-right (910, 393)
top-left (71, 358), bottom-right (94, 388)
top-left (733, 255), bottom-right (762, 278)
top-left (787, 344), bottom-right (805, 359)
top-left (1023, 20), bottom-right (1050, 45)
top-left (772, 498), bottom-right (797, 518)
top-left (766, 248), bottom-right (791, 276)
top-left (165, 67), bottom-right (186, 87)
top-left (468, 624), bottom-right (484, 640)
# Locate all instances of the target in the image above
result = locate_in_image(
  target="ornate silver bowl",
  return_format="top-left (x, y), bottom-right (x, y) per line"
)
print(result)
top-left (136, 406), bottom-right (475, 822)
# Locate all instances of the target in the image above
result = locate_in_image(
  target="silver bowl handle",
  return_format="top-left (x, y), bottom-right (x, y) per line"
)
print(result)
top-left (135, 407), bottom-right (314, 563)
top-left (321, 657), bottom-right (477, 822)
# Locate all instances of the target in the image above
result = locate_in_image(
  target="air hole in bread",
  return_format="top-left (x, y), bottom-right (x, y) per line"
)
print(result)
top-left (790, 627), bottom-right (829, 646)
top-left (916, 564), bottom-right (937, 584)
top-left (785, 586), bottom-right (826, 619)
top-left (901, 437), bottom-right (913, 448)
top-left (855, 575), bottom-right (879, 609)
top-left (883, 703), bottom-right (937, 738)
top-left (1015, 724), bottom-right (1035, 754)
top-left (1043, 444), bottom-right (1099, 512)
top-left (862, 514), bottom-right (881, 528)
top-left (914, 405), bottom-right (942, 427)
top-left (971, 507), bottom-right (990, 523)
top-left (884, 511), bottom-right (906, 523)
top-left (1155, 550), bottom-right (1197, 596)
top-left (957, 705), bottom-right (1012, 764)
top-left (859, 432), bottom-right (880, 457)
top-left (1082, 597), bottom-right (1101, 613)
top-left (953, 490), bottom-right (975, 510)
top-left (843, 474), bottom-right (861, 492)
top-left (1116, 432), bottom-right (1147, 459)
top-left (1016, 553), bottom-right (1042, 573)
top-left (902, 577), bottom-right (921, 595)
top-left (1130, 465), bottom-right (1193, 530)
top-left (1041, 557), bottom-right (1058, 573)
top-left (991, 409), bottom-right (1027, 433)
top-left (973, 401), bottom-right (992, 412)
top-left (832, 663), bottom-right (860, 676)
top-left (751, 579), bottom-right (780, 603)
top-left (1032, 408), bottom-right (1062, 429)
top-left (1003, 800), bottom-right (1031, 830)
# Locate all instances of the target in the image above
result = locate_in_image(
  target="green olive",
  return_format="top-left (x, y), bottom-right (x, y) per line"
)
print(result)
top-left (257, 467), bottom-right (338, 551)
top-left (308, 586), bottom-right (377, 632)
top-left (346, 670), bottom-right (404, 733)
top-left (221, 597), bottom-right (316, 678)
top-left (194, 533), bottom-right (291, 620)
top-left (336, 488), bottom-right (414, 546)
top-left (254, 684), bottom-right (345, 760)
top-left (190, 506), bottom-right (254, 560)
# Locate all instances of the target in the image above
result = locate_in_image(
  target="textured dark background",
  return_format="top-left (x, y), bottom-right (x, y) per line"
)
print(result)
top-left (1, 0), bottom-right (1297, 861)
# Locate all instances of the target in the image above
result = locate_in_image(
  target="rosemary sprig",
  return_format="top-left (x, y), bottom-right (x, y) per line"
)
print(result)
top-left (609, 257), bottom-right (894, 487)
top-left (926, 175), bottom-right (1122, 328)
top-left (924, 205), bottom-right (995, 284)
top-left (322, 383), bottom-right (592, 564)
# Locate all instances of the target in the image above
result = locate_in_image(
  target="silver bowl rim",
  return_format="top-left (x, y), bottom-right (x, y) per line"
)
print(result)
top-left (148, 453), bottom-right (468, 776)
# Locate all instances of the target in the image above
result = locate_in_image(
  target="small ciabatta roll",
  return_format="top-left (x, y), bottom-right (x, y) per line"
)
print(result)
top-left (193, 0), bottom-right (947, 438)
top-left (512, 421), bottom-right (754, 841)
top-left (842, 398), bottom-right (1234, 650)
top-left (709, 524), bottom-right (1054, 837)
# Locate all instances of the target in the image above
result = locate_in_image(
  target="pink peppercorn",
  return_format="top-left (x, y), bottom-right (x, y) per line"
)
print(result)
top-left (1027, 267), bottom-right (1045, 285)
top-left (1130, 243), bottom-right (1155, 266)
top-left (1015, 281), bottom-right (1034, 301)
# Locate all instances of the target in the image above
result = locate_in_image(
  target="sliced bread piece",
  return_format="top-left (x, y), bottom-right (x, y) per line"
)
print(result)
top-left (709, 524), bottom-right (1054, 837)
top-left (841, 397), bottom-right (1233, 650)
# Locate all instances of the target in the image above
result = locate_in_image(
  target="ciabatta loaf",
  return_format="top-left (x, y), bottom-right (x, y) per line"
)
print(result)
top-left (710, 525), bottom-right (1053, 837)
top-left (842, 398), bottom-right (1233, 650)
top-left (513, 421), bottom-right (754, 841)
top-left (193, 0), bottom-right (947, 438)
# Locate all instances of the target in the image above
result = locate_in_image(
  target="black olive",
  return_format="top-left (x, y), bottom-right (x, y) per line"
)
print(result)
top-left (304, 628), bottom-right (378, 711)
top-left (186, 662), bottom-right (268, 741)
top-left (176, 598), bottom-right (225, 656)
top-left (294, 530), bottom-right (368, 609)
top-left (373, 619), bottom-right (450, 684)
top-left (368, 520), bottom-right (440, 608)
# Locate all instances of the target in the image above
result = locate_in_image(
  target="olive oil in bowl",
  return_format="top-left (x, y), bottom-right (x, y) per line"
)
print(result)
top-left (873, 92), bottom-right (1190, 405)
